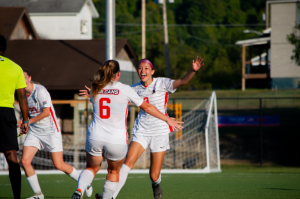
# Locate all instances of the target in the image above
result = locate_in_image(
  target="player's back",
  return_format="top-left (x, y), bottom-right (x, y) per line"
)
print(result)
top-left (88, 81), bottom-right (132, 145)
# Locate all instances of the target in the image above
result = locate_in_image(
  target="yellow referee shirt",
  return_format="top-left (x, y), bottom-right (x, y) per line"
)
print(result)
top-left (0, 55), bottom-right (27, 108)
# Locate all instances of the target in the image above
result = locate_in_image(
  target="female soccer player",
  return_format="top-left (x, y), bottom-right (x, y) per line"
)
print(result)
top-left (72, 60), bottom-right (183, 199)
top-left (18, 70), bottom-right (93, 199)
top-left (81, 56), bottom-right (204, 199)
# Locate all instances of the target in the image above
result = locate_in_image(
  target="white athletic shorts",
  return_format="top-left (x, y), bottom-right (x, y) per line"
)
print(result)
top-left (23, 129), bottom-right (63, 153)
top-left (131, 134), bottom-right (170, 153)
top-left (85, 139), bottom-right (128, 161)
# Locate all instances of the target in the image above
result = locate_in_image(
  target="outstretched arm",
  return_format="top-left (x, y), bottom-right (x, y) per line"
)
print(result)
top-left (172, 56), bottom-right (204, 89)
top-left (16, 88), bottom-right (29, 134)
top-left (140, 101), bottom-right (183, 131)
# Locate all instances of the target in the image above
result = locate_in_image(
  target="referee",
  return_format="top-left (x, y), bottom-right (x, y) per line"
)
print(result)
top-left (0, 35), bottom-right (29, 199)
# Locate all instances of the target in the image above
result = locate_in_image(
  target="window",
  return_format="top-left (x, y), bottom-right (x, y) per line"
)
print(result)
top-left (80, 20), bottom-right (88, 35)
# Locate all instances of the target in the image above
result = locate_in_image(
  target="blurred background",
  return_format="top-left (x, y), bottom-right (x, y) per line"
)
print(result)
top-left (0, 0), bottom-right (299, 171)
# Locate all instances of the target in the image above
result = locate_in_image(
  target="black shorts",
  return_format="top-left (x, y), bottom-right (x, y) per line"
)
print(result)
top-left (0, 107), bottom-right (19, 152)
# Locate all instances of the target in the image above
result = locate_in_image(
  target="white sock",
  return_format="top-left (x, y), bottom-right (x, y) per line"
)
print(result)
top-left (68, 167), bottom-right (80, 181)
top-left (27, 174), bottom-right (42, 194)
top-left (152, 174), bottom-right (161, 186)
top-left (77, 169), bottom-right (94, 194)
top-left (103, 180), bottom-right (118, 199)
top-left (112, 164), bottom-right (131, 198)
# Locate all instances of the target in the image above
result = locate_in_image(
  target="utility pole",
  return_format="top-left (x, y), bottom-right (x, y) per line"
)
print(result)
top-left (142, 0), bottom-right (146, 59)
top-left (162, 0), bottom-right (170, 78)
top-left (105, 0), bottom-right (115, 60)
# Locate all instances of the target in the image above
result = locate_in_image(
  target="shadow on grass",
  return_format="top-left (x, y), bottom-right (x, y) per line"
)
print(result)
top-left (265, 188), bottom-right (296, 191)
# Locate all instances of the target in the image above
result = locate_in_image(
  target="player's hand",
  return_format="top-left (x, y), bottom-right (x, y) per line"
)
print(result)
top-left (192, 56), bottom-right (204, 72)
top-left (166, 117), bottom-right (184, 132)
top-left (20, 123), bottom-right (29, 135)
top-left (79, 85), bottom-right (91, 99)
top-left (17, 120), bottom-right (22, 128)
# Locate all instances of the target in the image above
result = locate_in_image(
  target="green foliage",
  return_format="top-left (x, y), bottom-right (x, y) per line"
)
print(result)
top-left (287, 24), bottom-right (300, 65)
top-left (92, 0), bottom-right (266, 89)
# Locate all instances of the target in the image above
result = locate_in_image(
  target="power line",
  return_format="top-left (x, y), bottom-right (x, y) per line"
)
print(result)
top-left (93, 28), bottom-right (163, 36)
top-left (188, 36), bottom-right (240, 47)
top-left (93, 23), bottom-right (265, 27)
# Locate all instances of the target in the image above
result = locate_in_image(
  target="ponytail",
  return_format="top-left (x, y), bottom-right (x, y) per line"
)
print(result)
top-left (91, 60), bottom-right (120, 98)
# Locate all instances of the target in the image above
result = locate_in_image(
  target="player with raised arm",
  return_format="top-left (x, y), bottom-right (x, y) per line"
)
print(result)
top-left (71, 60), bottom-right (183, 199)
top-left (18, 70), bottom-right (93, 199)
top-left (80, 56), bottom-right (203, 199)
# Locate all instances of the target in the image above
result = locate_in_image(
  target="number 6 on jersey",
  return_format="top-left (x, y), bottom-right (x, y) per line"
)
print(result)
top-left (99, 98), bottom-right (110, 119)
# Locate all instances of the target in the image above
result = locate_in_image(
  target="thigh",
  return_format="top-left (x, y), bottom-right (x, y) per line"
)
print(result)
top-left (22, 146), bottom-right (39, 162)
top-left (124, 141), bottom-right (145, 169)
top-left (50, 151), bottom-right (64, 165)
top-left (86, 152), bottom-right (103, 175)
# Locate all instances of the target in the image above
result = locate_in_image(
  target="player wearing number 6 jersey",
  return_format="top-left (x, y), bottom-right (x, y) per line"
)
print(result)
top-left (111, 57), bottom-right (204, 199)
top-left (72, 60), bottom-right (183, 199)
top-left (18, 70), bottom-right (93, 199)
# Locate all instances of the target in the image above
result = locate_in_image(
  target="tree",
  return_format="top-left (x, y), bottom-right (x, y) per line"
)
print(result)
top-left (287, 24), bottom-right (300, 65)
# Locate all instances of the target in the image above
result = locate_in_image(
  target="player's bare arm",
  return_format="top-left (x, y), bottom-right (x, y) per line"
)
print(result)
top-left (140, 101), bottom-right (183, 131)
top-left (172, 56), bottom-right (204, 89)
top-left (16, 88), bottom-right (29, 134)
top-left (17, 107), bottom-right (50, 129)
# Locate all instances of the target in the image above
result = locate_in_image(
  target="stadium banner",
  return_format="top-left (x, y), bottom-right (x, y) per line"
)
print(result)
top-left (218, 116), bottom-right (280, 127)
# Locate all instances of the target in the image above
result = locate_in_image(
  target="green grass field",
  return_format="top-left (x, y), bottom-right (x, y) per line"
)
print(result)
top-left (1, 166), bottom-right (300, 199)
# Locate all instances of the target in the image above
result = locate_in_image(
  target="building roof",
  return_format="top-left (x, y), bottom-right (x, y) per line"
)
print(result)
top-left (5, 39), bottom-right (137, 90)
top-left (0, 0), bottom-right (99, 18)
top-left (235, 37), bottom-right (271, 47)
top-left (0, 7), bottom-right (39, 40)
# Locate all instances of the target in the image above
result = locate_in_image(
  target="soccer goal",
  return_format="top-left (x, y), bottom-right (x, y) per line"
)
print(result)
top-left (134, 91), bottom-right (221, 173)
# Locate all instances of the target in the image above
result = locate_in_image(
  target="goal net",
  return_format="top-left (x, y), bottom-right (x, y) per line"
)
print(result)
top-left (134, 91), bottom-right (221, 173)
top-left (0, 92), bottom-right (220, 173)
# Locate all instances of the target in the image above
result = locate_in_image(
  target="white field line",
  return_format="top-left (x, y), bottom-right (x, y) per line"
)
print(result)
top-left (0, 169), bottom-right (221, 175)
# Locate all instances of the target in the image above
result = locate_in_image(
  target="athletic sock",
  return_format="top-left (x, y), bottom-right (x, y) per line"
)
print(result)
top-left (27, 174), bottom-right (42, 194)
top-left (77, 169), bottom-right (94, 194)
top-left (8, 160), bottom-right (21, 199)
top-left (112, 164), bottom-right (131, 198)
top-left (102, 180), bottom-right (118, 199)
top-left (68, 167), bottom-right (80, 181)
top-left (152, 174), bottom-right (161, 186)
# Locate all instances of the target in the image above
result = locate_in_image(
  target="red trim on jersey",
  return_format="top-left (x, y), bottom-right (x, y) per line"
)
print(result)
top-left (50, 107), bottom-right (59, 132)
top-left (164, 92), bottom-right (174, 132)
top-left (125, 102), bottom-right (129, 144)
top-left (144, 85), bottom-right (148, 88)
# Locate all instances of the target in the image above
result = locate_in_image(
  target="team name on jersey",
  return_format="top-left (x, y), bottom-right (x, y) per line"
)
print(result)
top-left (99, 89), bottom-right (119, 95)
top-left (29, 107), bottom-right (39, 114)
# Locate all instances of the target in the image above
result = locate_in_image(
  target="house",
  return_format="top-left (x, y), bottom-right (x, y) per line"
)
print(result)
top-left (5, 39), bottom-right (140, 134)
top-left (235, 1), bottom-right (300, 90)
top-left (0, 7), bottom-right (39, 40)
top-left (0, 0), bottom-right (99, 40)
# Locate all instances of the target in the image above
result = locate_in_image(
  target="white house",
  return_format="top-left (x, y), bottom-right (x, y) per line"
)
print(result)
top-left (0, 0), bottom-right (99, 40)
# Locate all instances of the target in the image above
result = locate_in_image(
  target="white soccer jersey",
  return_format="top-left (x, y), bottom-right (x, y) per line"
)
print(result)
top-left (87, 81), bottom-right (144, 145)
top-left (27, 84), bottom-right (60, 133)
top-left (131, 77), bottom-right (176, 136)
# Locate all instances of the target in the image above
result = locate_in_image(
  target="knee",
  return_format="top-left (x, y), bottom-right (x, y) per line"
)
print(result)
top-left (53, 162), bottom-right (64, 171)
top-left (107, 168), bottom-right (119, 175)
top-left (21, 158), bottom-right (31, 168)
top-left (150, 171), bottom-right (160, 182)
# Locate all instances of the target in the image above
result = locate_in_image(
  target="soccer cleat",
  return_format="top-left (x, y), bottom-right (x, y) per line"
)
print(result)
top-left (152, 184), bottom-right (163, 199)
top-left (95, 193), bottom-right (102, 199)
top-left (72, 189), bottom-right (83, 199)
top-left (26, 192), bottom-right (44, 199)
top-left (86, 184), bottom-right (93, 197)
